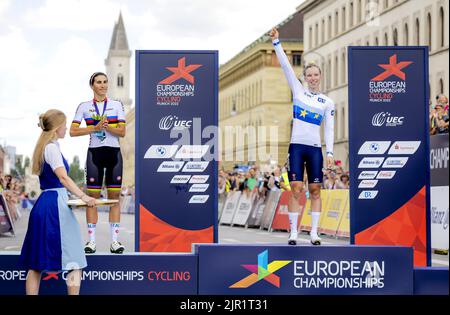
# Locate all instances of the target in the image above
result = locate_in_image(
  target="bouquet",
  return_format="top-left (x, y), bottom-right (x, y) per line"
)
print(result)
top-left (91, 114), bottom-right (107, 142)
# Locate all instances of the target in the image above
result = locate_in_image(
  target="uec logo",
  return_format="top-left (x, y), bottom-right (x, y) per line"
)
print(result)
top-left (372, 112), bottom-right (404, 127)
top-left (159, 115), bottom-right (192, 130)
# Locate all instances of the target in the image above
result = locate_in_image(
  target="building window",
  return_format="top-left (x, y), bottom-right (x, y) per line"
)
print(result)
top-left (327, 58), bottom-right (332, 90)
top-left (439, 7), bottom-right (445, 48)
top-left (426, 13), bottom-right (432, 51)
top-left (328, 15), bottom-right (332, 40)
top-left (117, 74), bottom-right (124, 87)
top-left (341, 106), bottom-right (346, 139)
top-left (292, 53), bottom-right (302, 66)
top-left (439, 78), bottom-right (444, 94)
top-left (341, 52), bottom-right (346, 83)
top-left (350, 2), bottom-right (354, 27)
top-left (375, 36), bottom-right (379, 45)
top-left (335, 11), bottom-right (339, 36)
top-left (357, 0), bottom-right (362, 23)
top-left (315, 23), bottom-right (319, 47)
top-left (321, 19), bottom-right (325, 44)
top-left (342, 6), bottom-right (346, 32)
top-left (334, 55), bottom-right (338, 87)
top-left (404, 23), bottom-right (409, 45)
top-left (415, 18), bottom-right (420, 45)
top-left (393, 28), bottom-right (398, 46)
top-left (309, 26), bottom-right (313, 48)
top-left (384, 32), bottom-right (388, 45)
top-left (384, 0), bottom-right (388, 9)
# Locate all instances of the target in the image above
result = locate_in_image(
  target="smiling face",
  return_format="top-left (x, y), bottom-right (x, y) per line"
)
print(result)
top-left (91, 74), bottom-right (108, 99)
top-left (304, 65), bottom-right (321, 92)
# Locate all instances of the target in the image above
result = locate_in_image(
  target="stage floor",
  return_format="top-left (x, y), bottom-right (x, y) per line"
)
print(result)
top-left (1, 208), bottom-right (448, 267)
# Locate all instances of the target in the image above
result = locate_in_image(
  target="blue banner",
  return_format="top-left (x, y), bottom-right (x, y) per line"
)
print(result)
top-left (0, 254), bottom-right (198, 295)
top-left (135, 51), bottom-right (218, 252)
top-left (348, 47), bottom-right (430, 267)
top-left (196, 244), bottom-right (413, 295)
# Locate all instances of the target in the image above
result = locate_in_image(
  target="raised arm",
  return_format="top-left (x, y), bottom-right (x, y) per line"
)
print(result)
top-left (269, 27), bottom-right (305, 97)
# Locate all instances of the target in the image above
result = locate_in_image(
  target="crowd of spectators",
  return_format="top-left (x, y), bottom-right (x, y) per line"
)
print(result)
top-left (218, 162), bottom-right (350, 197)
top-left (430, 94), bottom-right (449, 135)
top-left (0, 172), bottom-right (30, 222)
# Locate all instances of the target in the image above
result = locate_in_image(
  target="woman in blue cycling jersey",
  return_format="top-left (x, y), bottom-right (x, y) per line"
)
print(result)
top-left (270, 27), bottom-right (335, 245)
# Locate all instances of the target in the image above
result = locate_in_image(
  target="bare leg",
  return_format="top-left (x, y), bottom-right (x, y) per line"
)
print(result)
top-left (308, 183), bottom-right (322, 244)
top-left (107, 190), bottom-right (121, 223)
top-left (86, 191), bottom-right (101, 224)
top-left (25, 270), bottom-right (41, 295)
top-left (66, 269), bottom-right (81, 295)
top-left (309, 184), bottom-right (322, 213)
top-left (287, 181), bottom-right (304, 244)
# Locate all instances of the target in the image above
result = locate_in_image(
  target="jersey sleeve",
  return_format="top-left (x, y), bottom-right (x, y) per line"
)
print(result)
top-left (72, 103), bottom-right (84, 127)
top-left (324, 100), bottom-right (335, 157)
top-left (44, 143), bottom-right (65, 171)
top-left (272, 39), bottom-right (305, 98)
top-left (117, 102), bottom-right (126, 126)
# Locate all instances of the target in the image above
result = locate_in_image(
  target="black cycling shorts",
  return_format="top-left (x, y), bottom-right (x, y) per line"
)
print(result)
top-left (287, 143), bottom-right (324, 184)
top-left (85, 147), bottom-right (123, 193)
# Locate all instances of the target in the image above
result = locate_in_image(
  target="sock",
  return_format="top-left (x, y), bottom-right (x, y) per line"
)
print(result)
top-left (311, 212), bottom-right (321, 237)
top-left (87, 223), bottom-right (96, 242)
top-left (110, 223), bottom-right (120, 242)
top-left (288, 212), bottom-right (299, 235)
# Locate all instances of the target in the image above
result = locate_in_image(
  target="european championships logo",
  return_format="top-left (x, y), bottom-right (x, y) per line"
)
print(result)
top-left (229, 250), bottom-right (292, 288)
top-left (156, 57), bottom-right (202, 106)
top-left (369, 54), bottom-right (413, 102)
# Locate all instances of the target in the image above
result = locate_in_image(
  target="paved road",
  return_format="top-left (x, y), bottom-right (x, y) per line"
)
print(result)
top-left (1, 209), bottom-right (448, 267)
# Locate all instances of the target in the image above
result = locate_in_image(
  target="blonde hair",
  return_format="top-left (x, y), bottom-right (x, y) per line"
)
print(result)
top-left (302, 61), bottom-right (322, 76)
top-left (32, 109), bottom-right (66, 175)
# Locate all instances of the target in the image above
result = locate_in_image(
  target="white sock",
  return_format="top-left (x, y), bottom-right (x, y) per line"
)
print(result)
top-left (87, 223), bottom-right (96, 242)
top-left (288, 212), bottom-right (299, 235)
top-left (311, 212), bottom-right (321, 237)
top-left (110, 223), bottom-right (120, 242)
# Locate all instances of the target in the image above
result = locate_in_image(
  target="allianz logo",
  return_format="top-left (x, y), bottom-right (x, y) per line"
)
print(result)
top-left (159, 115), bottom-right (192, 130)
top-left (362, 160), bottom-right (381, 165)
top-left (372, 112), bottom-right (404, 127)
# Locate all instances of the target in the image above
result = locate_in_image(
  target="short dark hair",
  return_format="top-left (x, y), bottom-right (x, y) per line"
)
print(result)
top-left (89, 72), bottom-right (108, 86)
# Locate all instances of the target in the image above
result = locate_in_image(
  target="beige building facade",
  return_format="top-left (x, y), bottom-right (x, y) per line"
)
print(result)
top-left (219, 11), bottom-right (304, 171)
top-left (299, 0), bottom-right (449, 170)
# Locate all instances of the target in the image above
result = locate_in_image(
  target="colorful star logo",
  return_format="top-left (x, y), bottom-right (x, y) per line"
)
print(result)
top-left (159, 57), bottom-right (202, 84)
top-left (229, 250), bottom-right (292, 288)
top-left (371, 54), bottom-right (413, 81)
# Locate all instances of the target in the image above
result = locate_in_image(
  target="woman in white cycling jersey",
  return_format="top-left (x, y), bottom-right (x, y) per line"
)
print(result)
top-left (70, 72), bottom-right (126, 254)
top-left (270, 27), bottom-right (335, 245)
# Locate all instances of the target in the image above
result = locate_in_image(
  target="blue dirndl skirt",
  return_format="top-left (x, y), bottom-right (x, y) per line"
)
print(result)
top-left (19, 188), bottom-right (87, 271)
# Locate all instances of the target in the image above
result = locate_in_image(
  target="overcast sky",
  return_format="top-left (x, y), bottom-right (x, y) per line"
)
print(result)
top-left (0, 0), bottom-right (304, 165)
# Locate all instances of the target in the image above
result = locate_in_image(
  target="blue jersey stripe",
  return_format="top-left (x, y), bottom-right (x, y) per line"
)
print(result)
top-left (293, 99), bottom-right (325, 116)
top-left (293, 105), bottom-right (323, 126)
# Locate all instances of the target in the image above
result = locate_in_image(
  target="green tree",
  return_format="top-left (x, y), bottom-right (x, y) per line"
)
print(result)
top-left (69, 156), bottom-right (85, 185)
top-left (12, 155), bottom-right (26, 178)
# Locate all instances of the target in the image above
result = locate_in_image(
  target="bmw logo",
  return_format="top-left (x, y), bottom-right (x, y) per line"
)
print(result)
top-left (370, 143), bottom-right (379, 152)
top-left (157, 147), bottom-right (166, 156)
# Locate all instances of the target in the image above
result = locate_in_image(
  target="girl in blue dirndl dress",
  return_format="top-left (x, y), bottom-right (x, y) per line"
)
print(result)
top-left (19, 109), bottom-right (96, 295)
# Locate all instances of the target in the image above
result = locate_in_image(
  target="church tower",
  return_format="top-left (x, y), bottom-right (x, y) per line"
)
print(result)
top-left (105, 12), bottom-right (132, 113)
